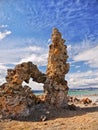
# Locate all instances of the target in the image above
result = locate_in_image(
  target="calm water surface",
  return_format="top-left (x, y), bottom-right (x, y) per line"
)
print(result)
top-left (34, 88), bottom-right (98, 96)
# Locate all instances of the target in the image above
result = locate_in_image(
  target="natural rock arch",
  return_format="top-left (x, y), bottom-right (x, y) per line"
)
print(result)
top-left (6, 62), bottom-right (46, 86)
top-left (0, 28), bottom-right (69, 118)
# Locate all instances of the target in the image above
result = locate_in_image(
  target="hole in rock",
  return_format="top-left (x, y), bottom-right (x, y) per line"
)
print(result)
top-left (22, 78), bottom-right (44, 95)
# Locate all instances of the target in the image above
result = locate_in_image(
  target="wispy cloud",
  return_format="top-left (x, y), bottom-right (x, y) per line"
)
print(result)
top-left (67, 38), bottom-right (97, 58)
top-left (20, 53), bottom-right (48, 66)
top-left (19, 42), bottom-right (48, 66)
top-left (73, 45), bottom-right (98, 68)
top-left (0, 30), bottom-right (11, 40)
top-left (67, 70), bottom-right (98, 88)
top-left (67, 40), bottom-right (98, 89)
top-left (0, 44), bottom-right (48, 65)
top-left (0, 24), bottom-right (8, 28)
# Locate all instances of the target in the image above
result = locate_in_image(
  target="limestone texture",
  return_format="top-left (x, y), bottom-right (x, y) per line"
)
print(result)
top-left (44, 28), bottom-right (69, 107)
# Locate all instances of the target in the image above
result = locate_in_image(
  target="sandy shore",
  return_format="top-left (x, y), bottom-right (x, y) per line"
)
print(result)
top-left (0, 96), bottom-right (98, 130)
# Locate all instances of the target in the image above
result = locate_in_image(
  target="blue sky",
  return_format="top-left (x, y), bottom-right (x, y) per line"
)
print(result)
top-left (0, 0), bottom-right (98, 90)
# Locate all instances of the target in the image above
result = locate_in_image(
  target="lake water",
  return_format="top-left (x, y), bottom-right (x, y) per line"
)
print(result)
top-left (33, 88), bottom-right (98, 96)
top-left (68, 88), bottom-right (98, 96)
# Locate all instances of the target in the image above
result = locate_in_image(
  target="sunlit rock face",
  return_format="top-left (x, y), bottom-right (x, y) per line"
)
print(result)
top-left (6, 62), bottom-right (46, 86)
top-left (0, 83), bottom-right (36, 118)
top-left (44, 28), bottom-right (70, 107)
top-left (0, 62), bottom-right (46, 118)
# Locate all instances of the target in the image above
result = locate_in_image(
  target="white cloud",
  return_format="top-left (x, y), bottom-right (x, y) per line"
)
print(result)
top-left (0, 45), bottom-right (48, 65)
top-left (0, 64), bottom-right (7, 85)
top-left (0, 30), bottom-right (11, 40)
top-left (19, 45), bottom-right (48, 66)
top-left (28, 46), bottom-right (42, 52)
top-left (73, 45), bottom-right (98, 68)
top-left (0, 64), bottom-right (7, 70)
top-left (66, 40), bottom-right (98, 89)
top-left (66, 70), bottom-right (98, 88)
top-left (22, 79), bottom-right (44, 90)
top-left (67, 38), bottom-right (96, 58)
top-left (20, 53), bottom-right (48, 66)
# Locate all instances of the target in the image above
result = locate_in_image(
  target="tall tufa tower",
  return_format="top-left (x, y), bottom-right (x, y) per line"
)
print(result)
top-left (43, 28), bottom-right (70, 107)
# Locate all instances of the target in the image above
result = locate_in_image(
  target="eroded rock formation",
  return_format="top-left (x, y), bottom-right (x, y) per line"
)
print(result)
top-left (6, 62), bottom-right (46, 85)
top-left (0, 28), bottom-right (69, 118)
top-left (44, 28), bottom-right (69, 107)
top-left (0, 62), bottom-right (46, 118)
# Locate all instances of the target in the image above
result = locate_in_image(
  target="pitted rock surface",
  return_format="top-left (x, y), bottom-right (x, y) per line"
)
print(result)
top-left (44, 28), bottom-right (69, 107)
top-left (0, 62), bottom-right (46, 118)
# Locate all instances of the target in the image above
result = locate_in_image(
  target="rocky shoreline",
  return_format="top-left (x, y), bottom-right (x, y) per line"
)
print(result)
top-left (0, 94), bottom-right (97, 121)
top-left (0, 95), bottom-right (98, 130)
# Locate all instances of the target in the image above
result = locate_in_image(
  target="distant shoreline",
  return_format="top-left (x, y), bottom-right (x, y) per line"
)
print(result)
top-left (33, 88), bottom-right (98, 97)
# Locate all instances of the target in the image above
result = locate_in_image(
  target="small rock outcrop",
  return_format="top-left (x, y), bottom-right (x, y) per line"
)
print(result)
top-left (43, 28), bottom-right (69, 107)
top-left (81, 98), bottom-right (92, 104)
